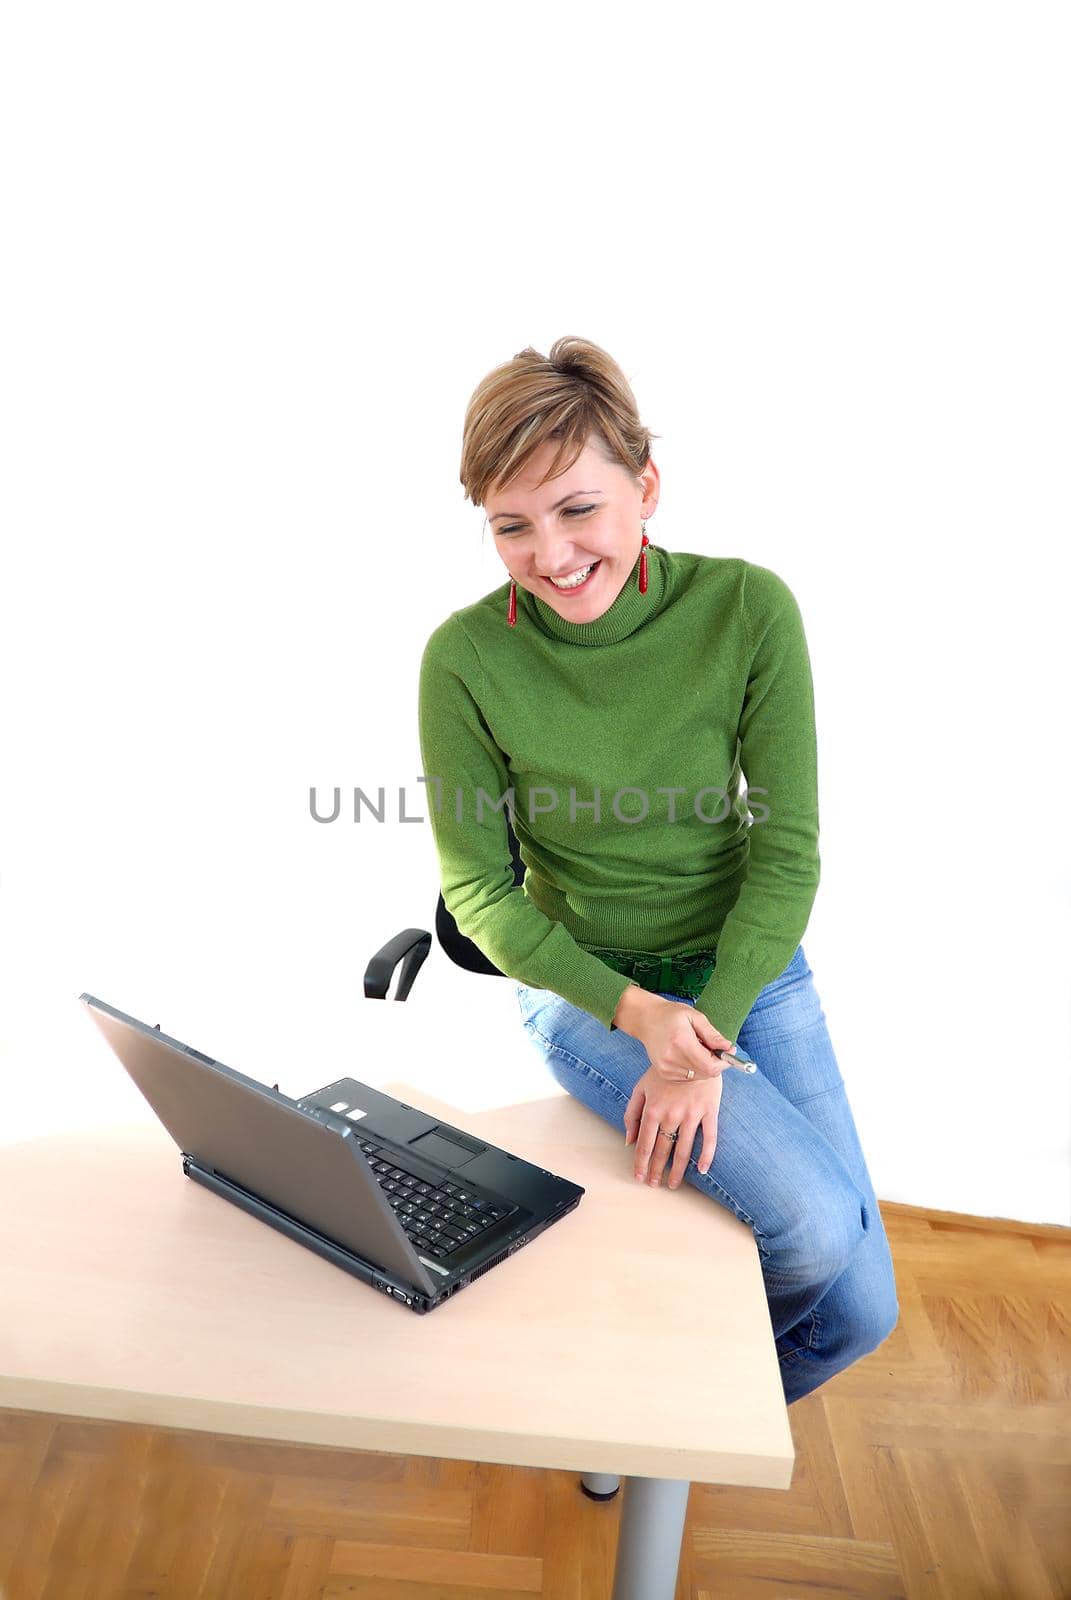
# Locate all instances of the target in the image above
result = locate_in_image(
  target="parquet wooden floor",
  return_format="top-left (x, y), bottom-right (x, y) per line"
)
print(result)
top-left (1, 1200), bottom-right (1068, 1598)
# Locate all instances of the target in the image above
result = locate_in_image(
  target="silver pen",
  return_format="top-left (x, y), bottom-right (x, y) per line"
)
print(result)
top-left (715, 1048), bottom-right (758, 1074)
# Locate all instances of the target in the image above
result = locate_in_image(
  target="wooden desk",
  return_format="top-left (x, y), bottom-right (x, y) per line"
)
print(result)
top-left (0, 1026), bottom-right (794, 1597)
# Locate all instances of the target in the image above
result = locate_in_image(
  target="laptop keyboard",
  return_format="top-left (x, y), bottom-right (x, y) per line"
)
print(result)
top-left (355, 1138), bottom-right (516, 1260)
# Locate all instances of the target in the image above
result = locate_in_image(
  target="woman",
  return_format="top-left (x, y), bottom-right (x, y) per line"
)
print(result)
top-left (418, 336), bottom-right (899, 1405)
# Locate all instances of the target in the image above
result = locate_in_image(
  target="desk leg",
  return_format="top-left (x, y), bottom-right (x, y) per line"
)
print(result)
top-left (610, 1475), bottom-right (690, 1600)
top-left (580, 1472), bottom-right (620, 1498)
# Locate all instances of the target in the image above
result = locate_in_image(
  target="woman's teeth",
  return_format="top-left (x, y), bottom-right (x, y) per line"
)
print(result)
top-left (548, 561), bottom-right (599, 590)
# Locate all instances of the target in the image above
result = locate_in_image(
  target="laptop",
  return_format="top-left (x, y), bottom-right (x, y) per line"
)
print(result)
top-left (79, 993), bottom-right (584, 1314)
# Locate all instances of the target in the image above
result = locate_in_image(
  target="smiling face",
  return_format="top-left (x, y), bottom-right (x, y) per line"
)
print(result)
top-left (486, 437), bottom-right (660, 623)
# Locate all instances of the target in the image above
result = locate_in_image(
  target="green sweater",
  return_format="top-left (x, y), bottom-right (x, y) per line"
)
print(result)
top-left (417, 541), bottom-right (820, 1044)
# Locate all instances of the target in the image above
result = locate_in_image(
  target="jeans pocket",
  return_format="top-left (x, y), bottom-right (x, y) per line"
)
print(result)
top-left (515, 982), bottom-right (541, 1028)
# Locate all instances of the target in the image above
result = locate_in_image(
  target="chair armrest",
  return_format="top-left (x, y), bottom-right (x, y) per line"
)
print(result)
top-left (364, 928), bottom-right (432, 1001)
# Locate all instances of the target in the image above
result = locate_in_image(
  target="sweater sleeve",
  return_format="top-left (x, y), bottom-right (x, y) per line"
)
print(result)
top-left (417, 615), bottom-right (634, 1030)
top-left (694, 563), bottom-right (821, 1046)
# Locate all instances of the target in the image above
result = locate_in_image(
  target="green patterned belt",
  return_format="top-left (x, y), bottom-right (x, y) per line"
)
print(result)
top-left (586, 945), bottom-right (716, 1000)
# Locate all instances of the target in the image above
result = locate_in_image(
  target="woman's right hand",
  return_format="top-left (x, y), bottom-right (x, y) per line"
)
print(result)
top-left (614, 987), bottom-right (735, 1082)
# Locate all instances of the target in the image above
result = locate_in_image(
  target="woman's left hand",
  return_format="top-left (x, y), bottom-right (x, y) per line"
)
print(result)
top-left (623, 1066), bottom-right (723, 1189)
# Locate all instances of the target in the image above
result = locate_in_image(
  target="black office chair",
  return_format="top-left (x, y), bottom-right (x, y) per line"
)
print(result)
top-left (361, 814), bottom-right (621, 1503)
top-left (363, 815), bottom-right (527, 1001)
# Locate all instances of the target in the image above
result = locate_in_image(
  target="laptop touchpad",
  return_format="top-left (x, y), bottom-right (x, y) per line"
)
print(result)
top-left (409, 1128), bottom-right (484, 1169)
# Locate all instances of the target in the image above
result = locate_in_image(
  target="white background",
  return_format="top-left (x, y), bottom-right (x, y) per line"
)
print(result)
top-left (1, 2), bottom-right (1068, 1224)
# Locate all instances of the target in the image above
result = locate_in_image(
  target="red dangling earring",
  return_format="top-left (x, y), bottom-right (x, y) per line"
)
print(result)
top-left (638, 527), bottom-right (650, 594)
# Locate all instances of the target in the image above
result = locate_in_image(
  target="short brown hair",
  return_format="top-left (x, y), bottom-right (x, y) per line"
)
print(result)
top-left (460, 335), bottom-right (661, 512)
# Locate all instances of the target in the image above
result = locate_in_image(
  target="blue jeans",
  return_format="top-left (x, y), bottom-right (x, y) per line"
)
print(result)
top-left (515, 943), bottom-right (900, 1406)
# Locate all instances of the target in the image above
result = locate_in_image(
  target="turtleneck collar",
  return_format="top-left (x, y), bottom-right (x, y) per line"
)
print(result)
top-left (520, 541), bottom-right (669, 646)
